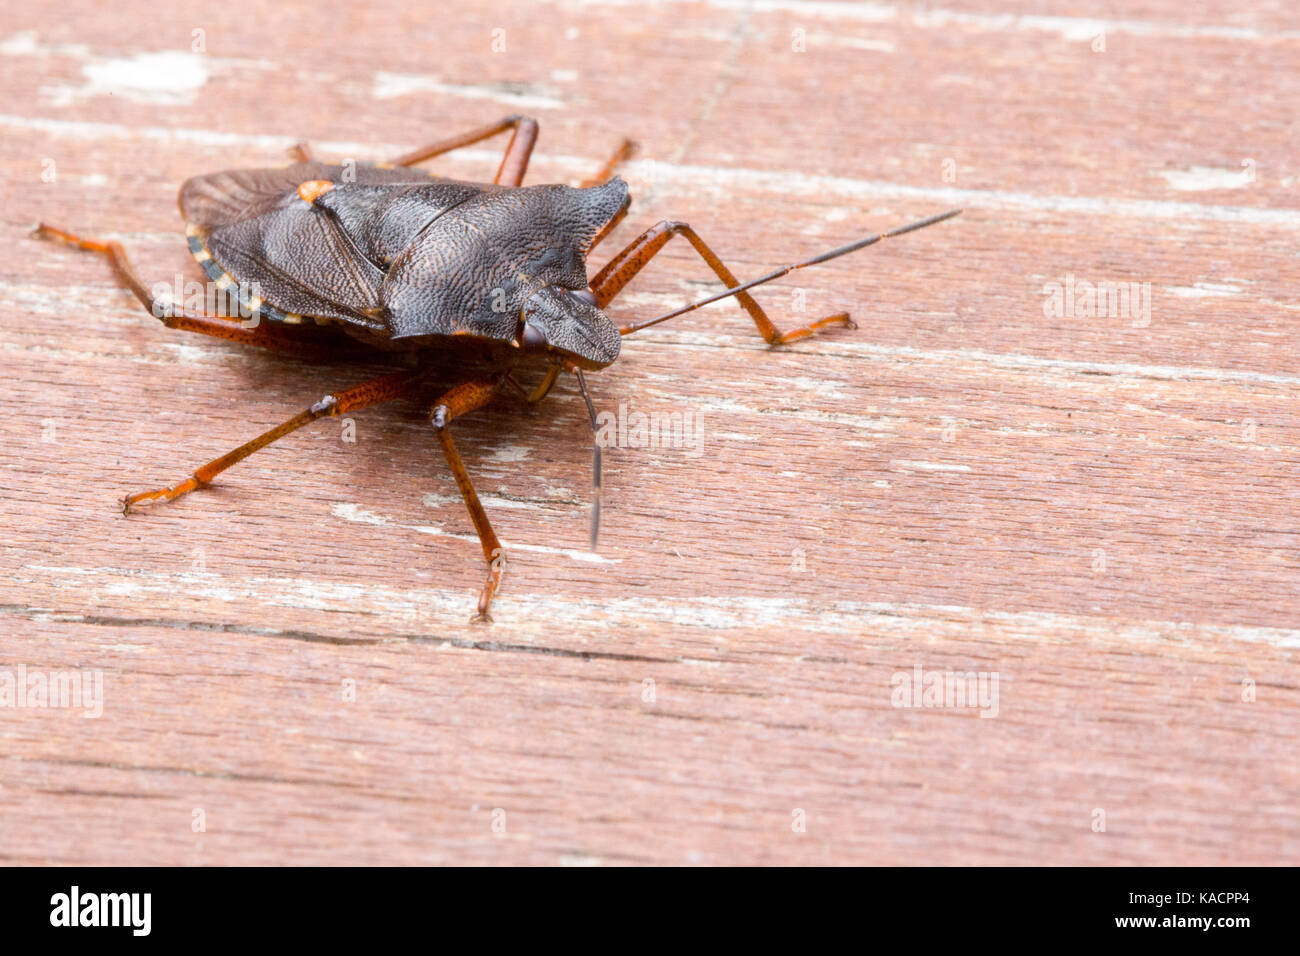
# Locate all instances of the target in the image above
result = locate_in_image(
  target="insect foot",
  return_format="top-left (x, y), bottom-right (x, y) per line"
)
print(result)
top-left (122, 477), bottom-right (206, 515)
top-left (31, 222), bottom-right (109, 254)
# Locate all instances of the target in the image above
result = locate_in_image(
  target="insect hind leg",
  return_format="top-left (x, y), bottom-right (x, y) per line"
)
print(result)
top-left (32, 223), bottom-right (321, 354)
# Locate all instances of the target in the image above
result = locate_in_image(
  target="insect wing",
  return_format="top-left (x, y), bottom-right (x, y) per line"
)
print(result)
top-left (180, 163), bottom-right (482, 330)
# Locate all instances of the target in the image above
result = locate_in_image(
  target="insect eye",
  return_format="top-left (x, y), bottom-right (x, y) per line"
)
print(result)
top-left (569, 288), bottom-right (598, 307)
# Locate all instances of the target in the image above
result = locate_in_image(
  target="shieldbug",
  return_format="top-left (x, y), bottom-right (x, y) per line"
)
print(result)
top-left (35, 115), bottom-right (959, 620)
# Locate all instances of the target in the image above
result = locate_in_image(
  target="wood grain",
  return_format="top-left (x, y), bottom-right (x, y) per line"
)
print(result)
top-left (0, 0), bottom-right (1297, 865)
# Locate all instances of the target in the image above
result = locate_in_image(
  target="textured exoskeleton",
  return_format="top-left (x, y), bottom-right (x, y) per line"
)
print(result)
top-left (181, 162), bottom-right (628, 368)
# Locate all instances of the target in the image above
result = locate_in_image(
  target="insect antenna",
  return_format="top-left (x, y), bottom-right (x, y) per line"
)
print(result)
top-left (620, 208), bottom-right (962, 335)
top-left (572, 367), bottom-right (604, 551)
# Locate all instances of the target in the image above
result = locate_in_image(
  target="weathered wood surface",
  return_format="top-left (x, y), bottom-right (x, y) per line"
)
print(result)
top-left (1, 0), bottom-right (1297, 865)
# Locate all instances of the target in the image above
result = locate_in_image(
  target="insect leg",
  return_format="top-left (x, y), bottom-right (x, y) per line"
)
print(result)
top-left (590, 221), bottom-right (855, 344)
top-left (33, 223), bottom-right (322, 354)
top-left (504, 366), bottom-right (561, 404)
top-left (579, 138), bottom-right (637, 188)
top-left (286, 142), bottom-right (314, 162)
top-left (388, 115), bottom-right (539, 187)
top-left (122, 371), bottom-right (416, 513)
top-left (429, 376), bottom-right (508, 621)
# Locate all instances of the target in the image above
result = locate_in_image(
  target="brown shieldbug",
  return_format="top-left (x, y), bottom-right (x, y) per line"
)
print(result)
top-left (35, 115), bottom-right (960, 621)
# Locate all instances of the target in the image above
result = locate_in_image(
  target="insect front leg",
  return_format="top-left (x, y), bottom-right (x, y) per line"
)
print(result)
top-left (122, 371), bottom-right (417, 513)
top-left (428, 375), bottom-right (509, 622)
top-left (32, 224), bottom-right (322, 354)
top-left (590, 221), bottom-right (855, 344)
top-left (388, 115), bottom-right (539, 187)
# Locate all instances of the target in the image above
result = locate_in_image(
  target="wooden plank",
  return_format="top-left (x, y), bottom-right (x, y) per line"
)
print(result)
top-left (0, 0), bottom-right (1296, 865)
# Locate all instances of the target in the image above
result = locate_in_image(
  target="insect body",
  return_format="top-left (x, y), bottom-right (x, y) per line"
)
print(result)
top-left (181, 160), bottom-right (627, 368)
top-left (35, 115), bottom-right (959, 620)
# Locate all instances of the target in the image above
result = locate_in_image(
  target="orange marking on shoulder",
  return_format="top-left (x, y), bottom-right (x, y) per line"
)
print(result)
top-left (297, 179), bottom-right (336, 203)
